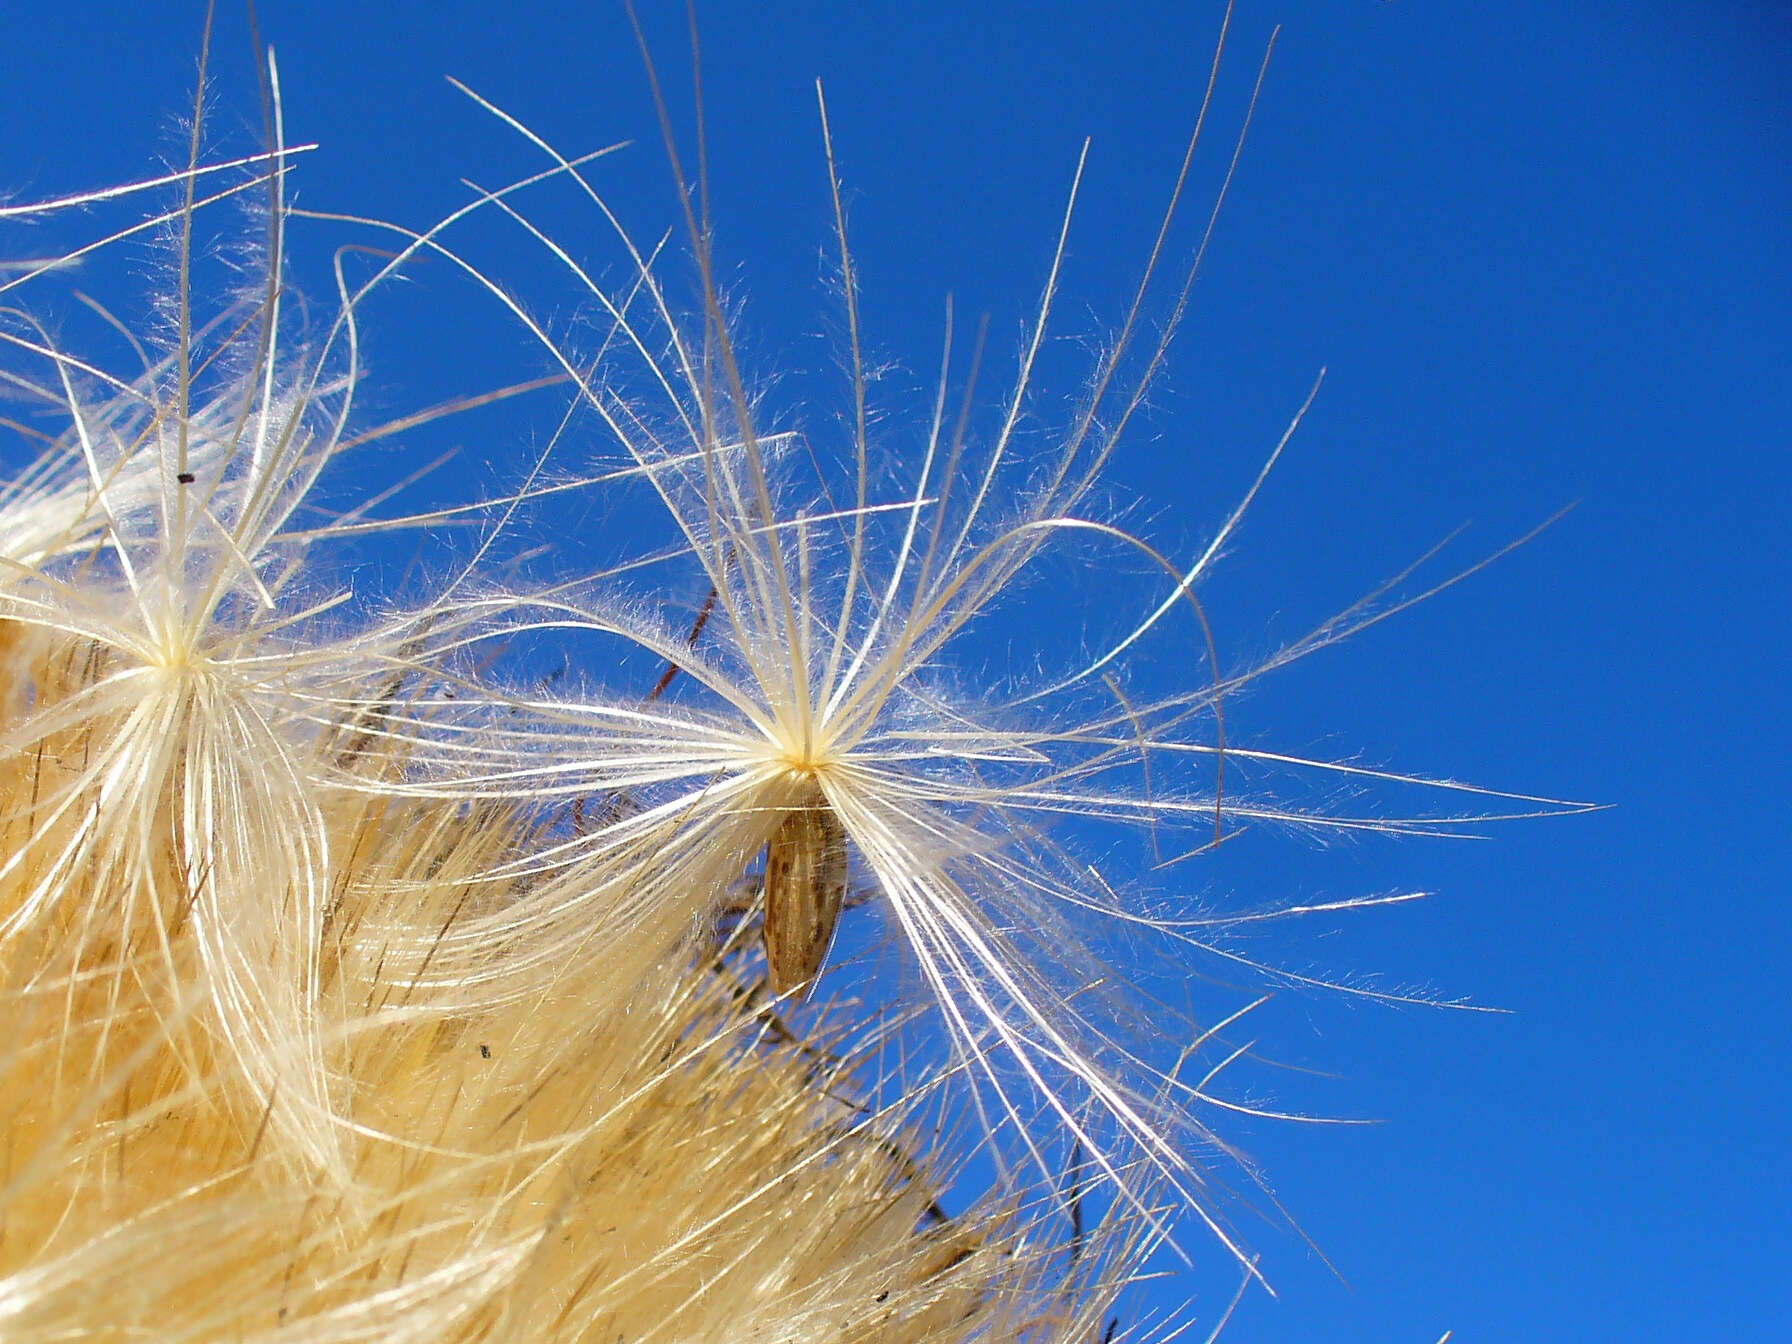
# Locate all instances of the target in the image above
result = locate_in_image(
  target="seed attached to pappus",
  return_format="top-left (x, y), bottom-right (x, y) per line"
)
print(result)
top-left (762, 784), bottom-right (849, 998)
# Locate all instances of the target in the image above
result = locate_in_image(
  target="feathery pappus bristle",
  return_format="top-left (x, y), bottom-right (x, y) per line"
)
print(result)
top-left (0, 2), bottom-right (1591, 1336)
top-left (301, 2), bottom-right (1595, 1278)
top-left (0, 19), bottom-right (1167, 1344)
top-left (1, 628), bottom-right (1149, 1338)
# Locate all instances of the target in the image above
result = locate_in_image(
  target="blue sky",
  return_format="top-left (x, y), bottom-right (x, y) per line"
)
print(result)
top-left (5, 1), bottom-right (1787, 1339)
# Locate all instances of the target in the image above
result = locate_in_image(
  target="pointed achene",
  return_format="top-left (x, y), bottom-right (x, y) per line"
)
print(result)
top-left (762, 780), bottom-right (850, 997)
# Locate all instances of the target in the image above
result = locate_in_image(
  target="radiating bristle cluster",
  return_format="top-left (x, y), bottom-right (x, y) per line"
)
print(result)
top-left (0, 36), bottom-right (1154, 1344)
top-left (0, 8), bottom-right (1586, 1338)
top-left (0, 626), bottom-right (1138, 1339)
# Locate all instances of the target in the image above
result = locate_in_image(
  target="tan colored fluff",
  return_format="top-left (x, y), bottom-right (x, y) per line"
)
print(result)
top-left (1, 619), bottom-right (1138, 1341)
top-left (0, 30), bottom-right (1157, 1334)
top-left (1, 10), bottom-right (1585, 1339)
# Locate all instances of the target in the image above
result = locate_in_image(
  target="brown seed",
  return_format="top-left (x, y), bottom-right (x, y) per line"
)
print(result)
top-left (762, 787), bottom-right (848, 998)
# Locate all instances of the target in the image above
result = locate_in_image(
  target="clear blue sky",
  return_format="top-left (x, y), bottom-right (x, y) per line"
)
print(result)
top-left (5, 2), bottom-right (1786, 1339)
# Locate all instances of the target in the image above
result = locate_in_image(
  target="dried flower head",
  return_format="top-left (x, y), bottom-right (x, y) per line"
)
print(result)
top-left (1, 20), bottom-right (1168, 1343)
top-left (1, 6), bottom-right (1592, 1335)
top-left (0, 41), bottom-right (629, 1188)
top-left (325, 9), bottom-right (1592, 1272)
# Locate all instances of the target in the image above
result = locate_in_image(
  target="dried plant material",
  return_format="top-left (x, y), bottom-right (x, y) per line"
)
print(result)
top-left (0, 633), bottom-right (1137, 1340)
top-left (0, 27), bottom-right (1153, 1344)
top-left (335, 12), bottom-right (1592, 1274)
top-left (764, 784), bottom-right (851, 998)
top-left (0, 4), bottom-right (1588, 1337)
